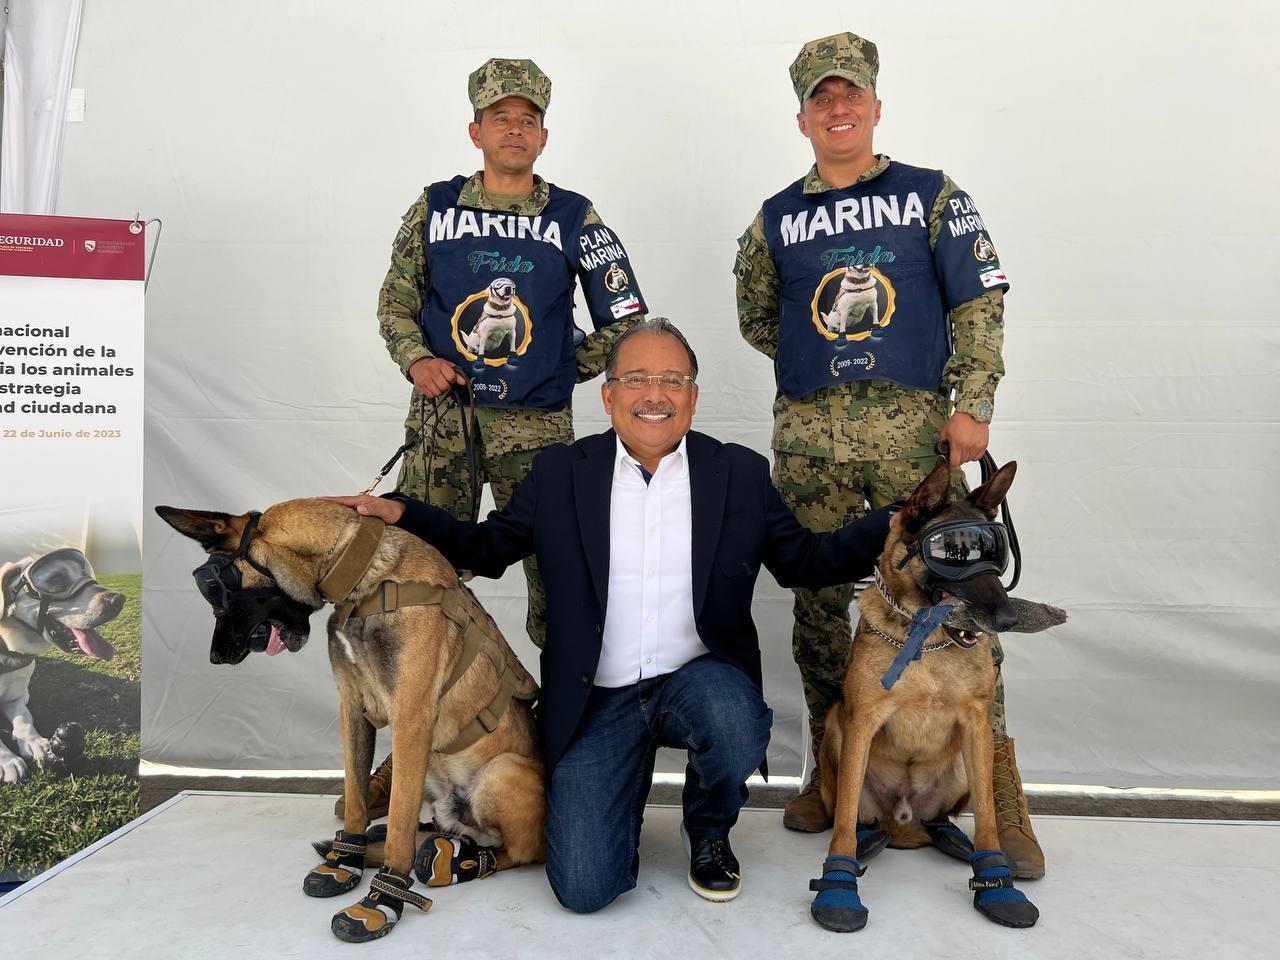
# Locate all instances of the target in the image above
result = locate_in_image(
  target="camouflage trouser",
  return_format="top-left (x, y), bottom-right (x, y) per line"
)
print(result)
top-left (771, 451), bottom-right (1007, 733)
top-left (395, 392), bottom-right (572, 650)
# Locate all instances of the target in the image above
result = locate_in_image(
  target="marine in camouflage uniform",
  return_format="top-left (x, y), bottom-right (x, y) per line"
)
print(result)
top-left (345, 57), bottom-right (647, 822)
top-left (735, 32), bottom-right (1043, 877)
top-left (379, 58), bottom-right (646, 650)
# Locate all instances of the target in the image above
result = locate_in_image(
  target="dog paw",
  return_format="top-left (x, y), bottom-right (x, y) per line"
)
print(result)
top-left (808, 855), bottom-right (869, 933)
top-left (304, 831), bottom-right (367, 898)
top-left (414, 832), bottom-right (497, 887)
top-left (0, 754), bottom-right (29, 783)
top-left (16, 736), bottom-right (53, 769)
top-left (969, 849), bottom-right (1039, 928)
top-left (305, 861), bottom-right (364, 898)
top-left (331, 901), bottom-right (398, 943)
top-left (922, 817), bottom-right (975, 862)
top-left (331, 867), bottom-right (429, 943)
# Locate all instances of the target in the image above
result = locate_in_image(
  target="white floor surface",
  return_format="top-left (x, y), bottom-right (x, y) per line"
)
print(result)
top-left (1, 792), bottom-right (1275, 959)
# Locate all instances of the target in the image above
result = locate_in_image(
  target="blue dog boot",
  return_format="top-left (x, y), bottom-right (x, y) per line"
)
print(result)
top-left (809, 855), bottom-right (868, 932)
top-left (856, 822), bottom-right (890, 862)
top-left (969, 849), bottom-right (1039, 928)
top-left (923, 817), bottom-right (975, 862)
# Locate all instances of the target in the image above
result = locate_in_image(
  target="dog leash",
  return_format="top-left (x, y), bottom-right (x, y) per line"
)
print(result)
top-left (978, 450), bottom-right (1021, 591)
top-left (935, 443), bottom-right (1022, 592)
top-left (364, 377), bottom-right (481, 523)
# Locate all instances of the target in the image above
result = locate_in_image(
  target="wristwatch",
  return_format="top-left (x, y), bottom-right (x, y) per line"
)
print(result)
top-left (957, 397), bottom-right (994, 424)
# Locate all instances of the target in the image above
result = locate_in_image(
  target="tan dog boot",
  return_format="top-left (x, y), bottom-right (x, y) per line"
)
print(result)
top-left (784, 720), bottom-right (833, 832)
top-left (992, 733), bottom-right (1045, 879)
top-left (334, 752), bottom-right (394, 820)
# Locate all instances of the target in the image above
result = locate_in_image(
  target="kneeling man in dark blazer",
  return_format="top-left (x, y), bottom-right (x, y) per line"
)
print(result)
top-left (330, 318), bottom-right (892, 912)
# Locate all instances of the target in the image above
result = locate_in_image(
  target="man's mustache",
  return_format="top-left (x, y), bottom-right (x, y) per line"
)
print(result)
top-left (631, 402), bottom-right (675, 417)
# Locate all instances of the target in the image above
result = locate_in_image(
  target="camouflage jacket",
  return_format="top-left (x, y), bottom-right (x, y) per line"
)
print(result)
top-left (378, 172), bottom-right (641, 391)
top-left (735, 155), bottom-right (1005, 461)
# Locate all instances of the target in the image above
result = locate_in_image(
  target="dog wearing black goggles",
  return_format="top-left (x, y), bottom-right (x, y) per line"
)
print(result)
top-left (156, 499), bottom-right (546, 943)
top-left (158, 508), bottom-right (314, 665)
top-left (810, 457), bottom-right (1066, 935)
top-left (0, 549), bottom-right (124, 782)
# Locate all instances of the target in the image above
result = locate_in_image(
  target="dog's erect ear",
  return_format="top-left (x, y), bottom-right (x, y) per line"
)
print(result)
top-left (154, 506), bottom-right (245, 551)
top-left (968, 461), bottom-right (1017, 516)
top-left (0, 562), bottom-right (24, 607)
top-left (899, 457), bottom-right (953, 531)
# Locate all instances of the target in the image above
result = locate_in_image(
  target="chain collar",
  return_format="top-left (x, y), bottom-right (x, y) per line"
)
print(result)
top-left (873, 566), bottom-right (912, 619)
top-left (863, 616), bottom-right (956, 653)
top-left (868, 566), bottom-right (956, 653)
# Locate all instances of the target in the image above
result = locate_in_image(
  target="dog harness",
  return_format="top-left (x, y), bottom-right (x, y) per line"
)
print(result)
top-left (760, 161), bottom-right (1008, 400)
top-left (320, 515), bottom-right (537, 755)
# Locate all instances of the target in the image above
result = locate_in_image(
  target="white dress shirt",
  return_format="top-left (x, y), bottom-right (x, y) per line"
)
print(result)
top-left (595, 436), bottom-right (710, 688)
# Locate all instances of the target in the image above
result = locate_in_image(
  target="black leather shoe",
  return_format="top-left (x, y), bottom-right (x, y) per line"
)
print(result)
top-left (682, 824), bottom-right (741, 902)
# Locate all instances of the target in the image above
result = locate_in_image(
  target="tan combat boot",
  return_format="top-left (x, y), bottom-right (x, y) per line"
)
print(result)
top-left (992, 733), bottom-right (1045, 879)
top-left (783, 719), bottom-right (833, 832)
top-left (334, 752), bottom-right (394, 820)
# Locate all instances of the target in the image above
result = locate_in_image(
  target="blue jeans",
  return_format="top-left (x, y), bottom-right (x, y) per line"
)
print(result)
top-left (545, 655), bottom-right (772, 914)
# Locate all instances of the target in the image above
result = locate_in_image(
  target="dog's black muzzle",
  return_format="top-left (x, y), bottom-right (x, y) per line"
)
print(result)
top-left (191, 512), bottom-right (314, 664)
top-left (209, 589), bottom-right (314, 664)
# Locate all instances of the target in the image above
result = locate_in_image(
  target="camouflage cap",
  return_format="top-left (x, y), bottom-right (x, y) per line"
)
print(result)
top-left (789, 32), bottom-right (879, 102)
top-left (468, 58), bottom-right (552, 113)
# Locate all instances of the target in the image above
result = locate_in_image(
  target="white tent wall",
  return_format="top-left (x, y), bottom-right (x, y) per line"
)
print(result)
top-left (52, 1), bottom-right (1280, 787)
top-left (0, 0), bottom-right (84, 214)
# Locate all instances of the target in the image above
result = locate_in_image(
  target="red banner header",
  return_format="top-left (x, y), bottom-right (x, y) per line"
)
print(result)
top-left (0, 214), bottom-right (145, 282)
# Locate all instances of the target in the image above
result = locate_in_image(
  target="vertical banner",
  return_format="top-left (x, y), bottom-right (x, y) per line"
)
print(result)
top-left (0, 215), bottom-right (143, 888)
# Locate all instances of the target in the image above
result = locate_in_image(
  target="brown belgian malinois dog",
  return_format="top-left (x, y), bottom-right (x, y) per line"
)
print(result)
top-left (811, 458), bottom-right (1051, 933)
top-left (157, 499), bottom-right (545, 943)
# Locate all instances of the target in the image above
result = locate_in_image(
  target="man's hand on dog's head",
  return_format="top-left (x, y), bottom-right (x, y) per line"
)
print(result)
top-left (321, 495), bottom-right (406, 524)
top-left (939, 412), bottom-right (989, 467)
top-left (408, 357), bottom-right (467, 398)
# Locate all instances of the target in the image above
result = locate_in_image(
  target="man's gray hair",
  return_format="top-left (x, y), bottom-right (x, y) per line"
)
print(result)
top-left (604, 317), bottom-right (700, 380)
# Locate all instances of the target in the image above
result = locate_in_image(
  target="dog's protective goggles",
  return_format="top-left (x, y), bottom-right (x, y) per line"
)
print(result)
top-left (899, 519), bottom-right (1011, 582)
top-left (191, 512), bottom-right (274, 617)
top-left (22, 548), bottom-right (98, 601)
top-left (190, 512), bottom-right (313, 663)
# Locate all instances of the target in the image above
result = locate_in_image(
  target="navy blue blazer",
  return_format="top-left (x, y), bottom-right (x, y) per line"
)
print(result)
top-left (390, 429), bottom-right (891, 775)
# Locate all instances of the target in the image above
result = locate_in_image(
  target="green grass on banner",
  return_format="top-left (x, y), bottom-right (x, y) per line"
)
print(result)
top-left (0, 573), bottom-right (141, 882)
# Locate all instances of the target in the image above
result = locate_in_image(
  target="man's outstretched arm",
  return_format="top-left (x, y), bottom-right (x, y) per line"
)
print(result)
top-left (323, 473), bottom-right (538, 580)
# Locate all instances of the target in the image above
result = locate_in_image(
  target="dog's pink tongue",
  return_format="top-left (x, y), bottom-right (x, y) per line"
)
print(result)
top-left (72, 627), bottom-right (116, 661)
top-left (265, 624), bottom-right (285, 656)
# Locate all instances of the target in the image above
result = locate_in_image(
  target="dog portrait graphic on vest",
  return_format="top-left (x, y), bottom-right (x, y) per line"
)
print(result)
top-left (451, 277), bottom-right (533, 367)
top-left (811, 264), bottom-right (897, 343)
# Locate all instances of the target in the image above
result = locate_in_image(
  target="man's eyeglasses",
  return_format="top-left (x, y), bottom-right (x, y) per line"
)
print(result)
top-left (606, 374), bottom-right (696, 392)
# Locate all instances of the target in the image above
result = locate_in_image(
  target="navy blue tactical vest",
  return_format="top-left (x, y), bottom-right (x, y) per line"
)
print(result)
top-left (418, 176), bottom-right (645, 410)
top-left (762, 161), bottom-right (1009, 400)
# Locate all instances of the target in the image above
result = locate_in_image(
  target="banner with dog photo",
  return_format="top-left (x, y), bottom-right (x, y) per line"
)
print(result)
top-left (0, 214), bottom-right (144, 889)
